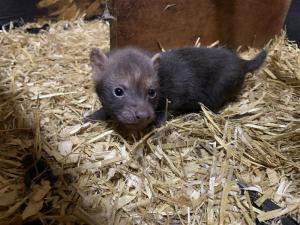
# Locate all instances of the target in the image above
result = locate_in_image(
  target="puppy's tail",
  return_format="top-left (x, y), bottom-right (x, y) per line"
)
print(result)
top-left (243, 49), bottom-right (267, 73)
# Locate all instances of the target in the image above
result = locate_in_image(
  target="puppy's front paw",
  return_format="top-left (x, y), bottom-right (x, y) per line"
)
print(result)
top-left (82, 108), bottom-right (108, 123)
top-left (154, 112), bottom-right (167, 128)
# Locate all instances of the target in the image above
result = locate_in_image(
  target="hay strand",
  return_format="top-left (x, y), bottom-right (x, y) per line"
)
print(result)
top-left (0, 19), bottom-right (299, 224)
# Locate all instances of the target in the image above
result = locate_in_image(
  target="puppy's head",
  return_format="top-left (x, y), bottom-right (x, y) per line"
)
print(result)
top-left (90, 47), bottom-right (160, 130)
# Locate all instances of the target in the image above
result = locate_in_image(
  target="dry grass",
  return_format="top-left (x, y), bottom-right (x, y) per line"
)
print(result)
top-left (0, 19), bottom-right (299, 225)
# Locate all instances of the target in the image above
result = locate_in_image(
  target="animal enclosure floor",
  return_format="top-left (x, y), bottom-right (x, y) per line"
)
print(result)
top-left (0, 19), bottom-right (299, 225)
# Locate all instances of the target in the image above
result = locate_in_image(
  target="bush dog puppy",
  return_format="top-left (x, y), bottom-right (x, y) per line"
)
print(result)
top-left (84, 46), bottom-right (267, 131)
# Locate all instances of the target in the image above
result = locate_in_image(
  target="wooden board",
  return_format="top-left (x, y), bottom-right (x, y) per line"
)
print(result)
top-left (109, 0), bottom-right (291, 51)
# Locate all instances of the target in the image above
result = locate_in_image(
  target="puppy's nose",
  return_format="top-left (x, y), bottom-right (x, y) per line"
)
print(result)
top-left (135, 110), bottom-right (151, 121)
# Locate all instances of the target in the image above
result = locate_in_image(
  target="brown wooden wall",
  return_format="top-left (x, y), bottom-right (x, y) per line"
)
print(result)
top-left (110, 0), bottom-right (291, 51)
top-left (34, 0), bottom-right (291, 52)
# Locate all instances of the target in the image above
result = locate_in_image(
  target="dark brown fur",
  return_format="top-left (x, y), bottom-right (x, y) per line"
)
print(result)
top-left (84, 46), bottom-right (267, 131)
top-left (84, 47), bottom-right (160, 130)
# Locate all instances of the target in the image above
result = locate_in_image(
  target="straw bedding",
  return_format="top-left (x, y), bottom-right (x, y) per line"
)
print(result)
top-left (0, 19), bottom-right (299, 225)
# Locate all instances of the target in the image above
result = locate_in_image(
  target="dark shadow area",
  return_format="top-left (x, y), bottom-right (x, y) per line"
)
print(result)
top-left (284, 0), bottom-right (300, 46)
top-left (0, 0), bottom-right (37, 28)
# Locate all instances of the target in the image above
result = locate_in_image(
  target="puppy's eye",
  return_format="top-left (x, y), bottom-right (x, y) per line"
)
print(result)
top-left (114, 88), bottom-right (124, 97)
top-left (148, 89), bottom-right (156, 98)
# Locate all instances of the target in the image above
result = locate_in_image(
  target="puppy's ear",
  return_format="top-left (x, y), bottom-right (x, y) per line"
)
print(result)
top-left (90, 48), bottom-right (108, 82)
top-left (151, 53), bottom-right (160, 71)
